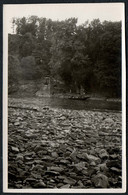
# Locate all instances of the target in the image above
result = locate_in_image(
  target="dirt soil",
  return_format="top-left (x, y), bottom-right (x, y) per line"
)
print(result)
top-left (8, 99), bottom-right (122, 189)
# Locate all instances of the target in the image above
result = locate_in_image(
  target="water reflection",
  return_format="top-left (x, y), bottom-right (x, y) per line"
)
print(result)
top-left (36, 97), bottom-right (121, 111)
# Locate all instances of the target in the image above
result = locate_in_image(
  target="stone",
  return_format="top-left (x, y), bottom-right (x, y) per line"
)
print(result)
top-left (81, 169), bottom-right (88, 176)
top-left (14, 122), bottom-right (20, 126)
top-left (77, 154), bottom-right (86, 160)
top-left (59, 116), bottom-right (66, 120)
top-left (88, 167), bottom-right (97, 177)
top-left (57, 176), bottom-right (66, 180)
top-left (86, 154), bottom-right (101, 164)
top-left (15, 184), bottom-right (23, 188)
top-left (32, 165), bottom-right (44, 172)
top-left (17, 159), bottom-right (23, 165)
top-left (47, 166), bottom-right (64, 172)
top-left (70, 148), bottom-right (77, 161)
top-left (59, 144), bottom-right (67, 151)
top-left (110, 167), bottom-right (121, 174)
top-left (64, 177), bottom-right (76, 185)
top-left (34, 145), bottom-right (44, 152)
top-left (99, 163), bottom-right (108, 172)
top-left (16, 154), bottom-right (24, 160)
top-left (60, 184), bottom-right (70, 188)
top-left (57, 183), bottom-right (64, 188)
top-left (38, 150), bottom-right (48, 156)
top-left (66, 147), bottom-right (73, 152)
top-left (110, 154), bottom-right (118, 159)
top-left (77, 180), bottom-right (84, 187)
top-left (70, 133), bottom-right (76, 140)
top-left (11, 146), bottom-right (19, 153)
top-left (32, 180), bottom-right (46, 188)
top-left (25, 134), bottom-right (37, 139)
top-left (90, 161), bottom-right (96, 166)
top-left (92, 173), bottom-right (109, 188)
top-left (85, 180), bottom-right (92, 186)
top-left (69, 172), bottom-right (77, 178)
top-left (59, 159), bottom-right (71, 164)
top-left (24, 151), bottom-right (35, 156)
top-left (31, 173), bottom-right (42, 179)
top-left (49, 142), bottom-right (56, 147)
top-left (104, 118), bottom-right (114, 123)
top-left (89, 137), bottom-right (97, 143)
top-left (41, 156), bottom-right (53, 161)
top-left (99, 149), bottom-right (109, 159)
top-left (64, 129), bottom-right (70, 133)
top-left (74, 162), bottom-right (86, 171)
top-left (24, 156), bottom-right (33, 161)
top-left (51, 152), bottom-right (58, 158)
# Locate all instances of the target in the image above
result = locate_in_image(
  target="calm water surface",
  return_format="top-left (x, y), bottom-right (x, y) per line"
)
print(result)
top-left (11, 97), bottom-right (121, 111)
top-left (41, 98), bottom-right (121, 111)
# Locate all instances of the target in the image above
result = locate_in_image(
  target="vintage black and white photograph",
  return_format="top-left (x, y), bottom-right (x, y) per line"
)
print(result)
top-left (3, 2), bottom-right (126, 193)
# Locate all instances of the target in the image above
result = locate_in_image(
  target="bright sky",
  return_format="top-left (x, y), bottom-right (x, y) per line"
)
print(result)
top-left (3, 3), bottom-right (124, 34)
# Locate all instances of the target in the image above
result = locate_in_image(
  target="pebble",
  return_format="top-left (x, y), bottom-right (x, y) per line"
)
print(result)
top-left (11, 146), bottom-right (19, 153)
top-left (99, 149), bottom-right (109, 159)
top-left (104, 118), bottom-right (114, 123)
top-left (8, 103), bottom-right (122, 189)
top-left (92, 173), bottom-right (109, 188)
top-left (60, 184), bottom-right (70, 188)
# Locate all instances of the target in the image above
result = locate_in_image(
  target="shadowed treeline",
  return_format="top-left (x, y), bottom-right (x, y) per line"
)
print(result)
top-left (9, 16), bottom-right (121, 97)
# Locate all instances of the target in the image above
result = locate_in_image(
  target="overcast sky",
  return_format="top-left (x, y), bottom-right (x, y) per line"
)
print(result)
top-left (3, 3), bottom-right (124, 34)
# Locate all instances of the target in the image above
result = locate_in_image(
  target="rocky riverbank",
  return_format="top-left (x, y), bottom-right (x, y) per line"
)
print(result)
top-left (8, 102), bottom-right (122, 189)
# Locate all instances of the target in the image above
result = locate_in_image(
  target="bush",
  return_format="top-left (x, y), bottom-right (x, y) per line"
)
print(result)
top-left (8, 55), bottom-right (20, 94)
top-left (20, 56), bottom-right (40, 80)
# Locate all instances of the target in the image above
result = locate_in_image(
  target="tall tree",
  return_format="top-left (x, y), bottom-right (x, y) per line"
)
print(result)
top-left (10, 16), bottom-right (122, 97)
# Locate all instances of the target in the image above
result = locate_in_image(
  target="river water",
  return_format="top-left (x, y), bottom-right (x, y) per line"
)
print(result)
top-left (9, 97), bottom-right (121, 112)
top-left (40, 98), bottom-right (121, 111)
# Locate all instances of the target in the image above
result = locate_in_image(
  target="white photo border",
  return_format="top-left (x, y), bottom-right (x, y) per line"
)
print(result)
top-left (3, 2), bottom-right (126, 193)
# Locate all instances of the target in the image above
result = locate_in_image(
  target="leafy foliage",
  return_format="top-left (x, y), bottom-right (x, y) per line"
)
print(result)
top-left (8, 55), bottom-right (21, 93)
top-left (9, 16), bottom-right (121, 97)
top-left (20, 56), bottom-right (40, 80)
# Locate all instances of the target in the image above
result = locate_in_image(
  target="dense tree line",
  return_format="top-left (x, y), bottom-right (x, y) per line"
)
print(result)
top-left (9, 16), bottom-right (121, 97)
